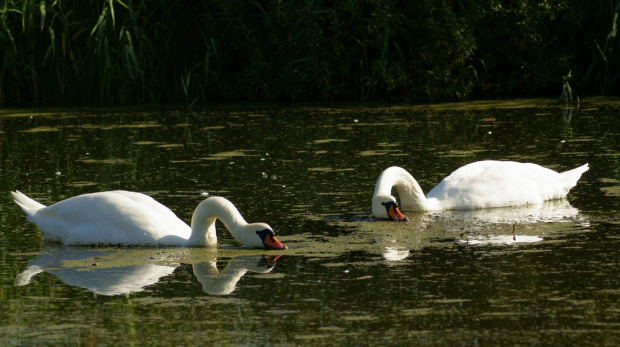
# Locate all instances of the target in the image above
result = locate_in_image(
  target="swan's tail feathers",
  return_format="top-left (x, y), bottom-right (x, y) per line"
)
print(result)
top-left (15, 265), bottom-right (44, 286)
top-left (11, 190), bottom-right (46, 217)
top-left (560, 163), bottom-right (589, 189)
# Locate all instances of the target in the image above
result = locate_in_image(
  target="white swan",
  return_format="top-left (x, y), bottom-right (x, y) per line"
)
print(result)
top-left (372, 160), bottom-right (589, 220)
top-left (11, 190), bottom-right (286, 249)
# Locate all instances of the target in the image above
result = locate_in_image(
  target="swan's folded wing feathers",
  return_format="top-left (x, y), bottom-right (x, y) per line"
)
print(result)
top-left (89, 193), bottom-right (191, 244)
top-left (37, 194), bottom-right (140, 245)
top-left (36, 192), bottom-right (190, 245)
top-left (107, 191), bottom-right (182, 220)
top-left (427, 161), bottom-right (568, 209)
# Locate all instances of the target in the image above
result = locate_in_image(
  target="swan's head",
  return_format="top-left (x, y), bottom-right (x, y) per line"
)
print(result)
top-left (372, 194), bottom-right (408, 221)
top-left (248, 224), bottom-right (286, 250)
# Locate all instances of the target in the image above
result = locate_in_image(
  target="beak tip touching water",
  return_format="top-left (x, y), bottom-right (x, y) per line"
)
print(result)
top-left (393, 215), bottom-right (408, 222)
top-left (273, 237), bottom-right (287, 250)
top-left (388, 205), bottom-right (408, 221)
top-left (266, 236), bottom-right (286, 250)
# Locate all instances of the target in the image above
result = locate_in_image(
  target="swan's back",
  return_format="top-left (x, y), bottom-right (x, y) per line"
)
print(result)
top-left (426, 161), bottom-right (588, 210)
top-left (13, 191), bottom-right (191, 245)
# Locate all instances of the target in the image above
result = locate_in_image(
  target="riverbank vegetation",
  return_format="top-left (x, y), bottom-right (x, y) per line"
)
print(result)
top-left (1, 0), bottom-right (619, 105)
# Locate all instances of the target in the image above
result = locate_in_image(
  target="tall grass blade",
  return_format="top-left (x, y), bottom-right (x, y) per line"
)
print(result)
top-left (42, 26), bottom-right (55, 65)
top-left (39, 0), bottom-right (45, 31)
top-left (108, 0), bottom-right (115, 28)
top-left (595, 41), bottom-right (608, 63)
top-left (115, 0), bottom-right (129, 9)
top-left (2, 0), bottom-right (620, 105)
top-left (91, 7), bottom-right (107, 36)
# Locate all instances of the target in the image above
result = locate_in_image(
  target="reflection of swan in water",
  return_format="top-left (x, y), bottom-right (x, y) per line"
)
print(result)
top-left (360, 200), bottom-right (586, 259)
top-left (430, 199), bottom-right (586, 225)
top-left (15, 246), bottom-right (282, 296)
top-left (15, 246), bottom-right (179, 296)
top-left (16, 263), bottom-right (175, 296)
top-left (380, 245), bottom-right (410, 261)
top-left (457, 233), bottom-right (543, 246)
top-left (193, 255), bottom-right (281, 295)
top-left (431, 200), bottom-right (587, 246)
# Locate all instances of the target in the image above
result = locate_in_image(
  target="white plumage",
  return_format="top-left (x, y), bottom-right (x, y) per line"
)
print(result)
top-left (372, 160), bottom-right (589, 220)
top-left (12, 190), bottom-right (285, 249)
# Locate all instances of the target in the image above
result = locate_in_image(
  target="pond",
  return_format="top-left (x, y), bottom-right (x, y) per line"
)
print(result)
top-left (0, 98), bottom-right (619, 346)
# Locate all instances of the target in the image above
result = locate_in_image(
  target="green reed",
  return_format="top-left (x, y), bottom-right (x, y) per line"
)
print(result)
top-left (0, 0), bottom-right (618, 106)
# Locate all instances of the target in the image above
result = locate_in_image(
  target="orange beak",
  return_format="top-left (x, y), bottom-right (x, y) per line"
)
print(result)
top-left (263, 234), bottom-right (287, 250)
top-left (388, 205), bottom-right (408, 221)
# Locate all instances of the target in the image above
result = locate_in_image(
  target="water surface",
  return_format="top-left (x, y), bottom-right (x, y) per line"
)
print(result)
top-left (0, 99), bottom-right (619, 345)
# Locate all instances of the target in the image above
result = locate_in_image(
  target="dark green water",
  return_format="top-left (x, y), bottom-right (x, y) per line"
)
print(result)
top-left (0, 99), bottom-right (618, 345)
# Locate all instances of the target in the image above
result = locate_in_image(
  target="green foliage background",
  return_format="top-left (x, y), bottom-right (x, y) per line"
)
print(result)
top-left (1, 0), bottom-right (619, 105)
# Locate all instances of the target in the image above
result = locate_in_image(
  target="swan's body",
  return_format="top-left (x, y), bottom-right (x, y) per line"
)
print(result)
top-left (11, 190), bottom-right (285, 249)
top-left (372, 160), bottom-right (589, 220)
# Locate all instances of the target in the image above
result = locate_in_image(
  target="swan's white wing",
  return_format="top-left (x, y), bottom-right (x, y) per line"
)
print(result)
top-left (106, 191), bottom-right (183, 220)
top-left (32, 191), bottom-right (190, 245)
top-left (427, 161), bottom-right (570, 209)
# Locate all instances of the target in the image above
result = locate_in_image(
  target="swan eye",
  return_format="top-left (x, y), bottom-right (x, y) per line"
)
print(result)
top-left (381, 201), bottom-right (397, 214)
top-left (256, 229), bottom-right (286, 250)
top-left (382, 201), bottom-right (408, 221)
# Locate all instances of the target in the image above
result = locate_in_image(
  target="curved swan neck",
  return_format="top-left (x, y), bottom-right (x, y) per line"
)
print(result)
top-left (374, 166), bottom-right (430, 211)
top-left (188, 197), bottom-right (249, 246)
